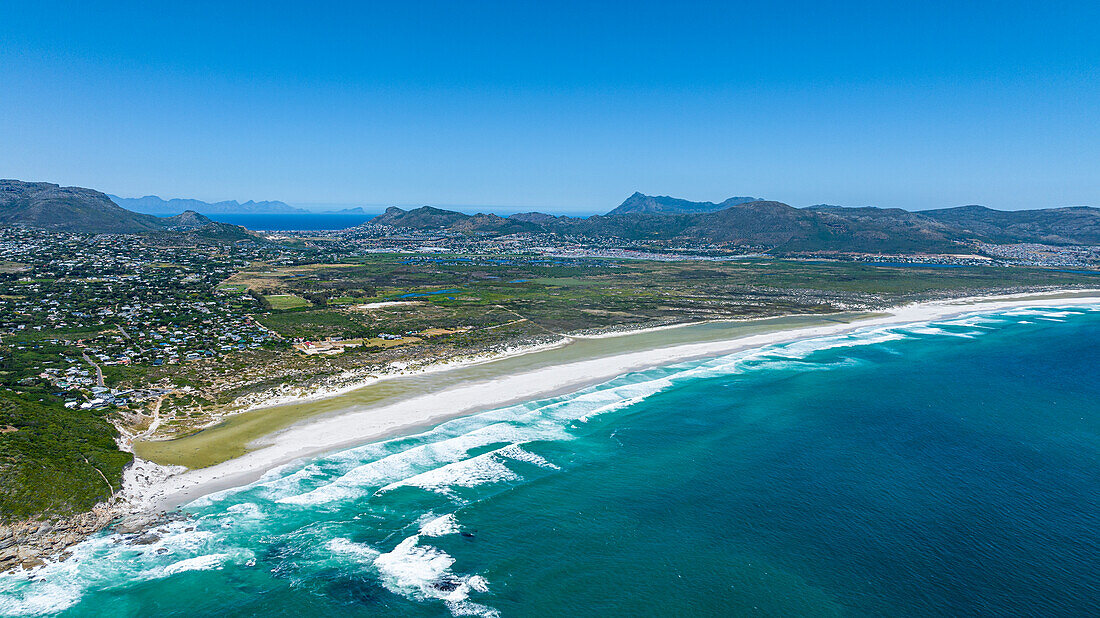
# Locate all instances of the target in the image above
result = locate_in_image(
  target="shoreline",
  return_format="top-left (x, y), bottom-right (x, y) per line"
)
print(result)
top-left (230, 337), bottom-right (574, 414)
top-left (182, 317), bottom-right (727, 417)
top-left (129, 288), bottom-right (1100, 513)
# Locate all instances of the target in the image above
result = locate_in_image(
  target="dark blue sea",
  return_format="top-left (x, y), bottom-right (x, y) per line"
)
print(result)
top-left (203, 214), bottom-right (378, 230)
top-left (2, 303), bottom-right (1098, 616)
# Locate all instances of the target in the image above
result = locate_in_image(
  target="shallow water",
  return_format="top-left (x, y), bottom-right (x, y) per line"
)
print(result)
top-left (4, 303), bottom-right (1099, 616)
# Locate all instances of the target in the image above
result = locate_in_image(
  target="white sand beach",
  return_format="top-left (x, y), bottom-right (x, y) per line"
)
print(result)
top-left (130, 289), bottom-right (1100, 511)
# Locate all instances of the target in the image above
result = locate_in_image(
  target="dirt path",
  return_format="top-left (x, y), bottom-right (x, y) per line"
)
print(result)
top-left (82, 456), bottom-right (116, 495)
top-left (135, 395), bottom-right (168, 440)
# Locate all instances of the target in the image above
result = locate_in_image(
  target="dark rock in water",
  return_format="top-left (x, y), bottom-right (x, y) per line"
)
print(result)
top-left (460, 531), bottom-right (476, 538)
top-left (431, 576), bottom-right (463, 592)
top-left (1, 504), bottom-right (121, 573)
top-left (132, 533), bottom-right (161, 545)
top-left (113, 515), bottom-right (158, 535)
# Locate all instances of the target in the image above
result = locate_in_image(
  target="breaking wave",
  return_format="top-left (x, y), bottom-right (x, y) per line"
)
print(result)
top-left (2, 302), bottom-right (1097, 616)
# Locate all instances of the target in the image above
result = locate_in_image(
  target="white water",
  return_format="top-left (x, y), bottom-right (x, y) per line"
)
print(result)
top-left (2, 303), bottom-right (1098, 617)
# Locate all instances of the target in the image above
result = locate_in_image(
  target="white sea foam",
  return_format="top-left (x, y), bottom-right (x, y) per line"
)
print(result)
top-left (419, 513), bottom-right (461, 537)
top-left (445, 598), bottom-right (500, 617)
top-left (324, 537), bottom-right (381, 561)
top-left (252, 462), bottom-right (327, 494)
top-left (277, 422), bottom-right (568, 505)
top-left (373, 535), bottom-right (496, 616)
top-left (904, 325), bottom-right (953, 336)
top-left (161, 553), bottom-right (229, 576)
top-left (225, 502), bottom-right (265, 520)
top-left (945, 316), bottom-right (999, 328)
top-left (0, 512), bottom-right (260, 618)
top-left (277, 450), bottom-right (425, 505)
top-left (497, 444), bottom-right (560, 470)
top-left (379, 449), bottom-right (521, 497)
top-left (0, 577), bottom-right (81, 616)
top-left (373, 536), bottom-right (453, 594)
top-left (0, 545), bottom-right (103, 618)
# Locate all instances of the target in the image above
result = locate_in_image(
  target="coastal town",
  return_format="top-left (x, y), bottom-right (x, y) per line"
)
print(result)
top-left (1, 208), bottom-right (1099, 578)
top-left (4, 6), bottom-right (1099, 614)
top-left (2, 221), bottom-right (1098, 438)
top-left (276, 221), bottom-right (1100, 268)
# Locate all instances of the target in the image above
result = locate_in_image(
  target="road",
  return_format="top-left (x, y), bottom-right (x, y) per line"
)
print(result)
top-left (82, 352), bottom-right (105, 387)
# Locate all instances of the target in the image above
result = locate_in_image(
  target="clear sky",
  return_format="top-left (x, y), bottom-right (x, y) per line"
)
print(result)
top-left (2, 1), bottom-right (1098, 213)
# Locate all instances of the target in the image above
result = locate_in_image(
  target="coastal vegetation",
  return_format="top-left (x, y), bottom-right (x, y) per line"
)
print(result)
top-left (1, 180), bottom-right (1099, 531)
top-left (0, 373), bottom-right (130, 522)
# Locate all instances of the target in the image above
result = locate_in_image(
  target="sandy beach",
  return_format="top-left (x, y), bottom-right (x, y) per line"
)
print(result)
top-left (131, 289), bottom-right (1100, 511)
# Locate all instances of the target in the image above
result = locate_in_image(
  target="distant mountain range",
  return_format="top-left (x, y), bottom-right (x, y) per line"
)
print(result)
top-left (373, 193), bottom-right (1100, 252)
top-left (109, 194), bottom-right (368, 216)
top-left (4, 181), bottom-right (1099, 252)
top-left (0, 180), bottom-right (261, 240)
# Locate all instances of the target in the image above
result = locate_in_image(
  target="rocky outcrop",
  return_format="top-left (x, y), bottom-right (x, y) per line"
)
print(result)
top-left (0, 457), bottom-right (186, 573)
top-left (0, 505), bottom-right (119, 572)
top-left (0, 505), bottom-right (193, 573)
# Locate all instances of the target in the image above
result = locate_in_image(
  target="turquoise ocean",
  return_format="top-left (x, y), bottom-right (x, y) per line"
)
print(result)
top-left (2, 303), bottom-right (1098, 616)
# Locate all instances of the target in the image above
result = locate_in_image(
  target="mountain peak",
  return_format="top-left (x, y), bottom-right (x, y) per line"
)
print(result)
top-left (609, 193), bottom-right (763, 215)
top-left (1, 179), bottom-right (164, 233)
top-left (163, 210), bottom-right (214, 229)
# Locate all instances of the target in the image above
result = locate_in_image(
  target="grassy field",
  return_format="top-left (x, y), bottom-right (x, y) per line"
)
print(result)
top-left (263, 293), bottom-right (311, 309)
top-left (226, 255), bottom-right (1099, 343)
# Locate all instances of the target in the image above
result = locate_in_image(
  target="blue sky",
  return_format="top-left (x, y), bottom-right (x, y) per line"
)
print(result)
top-left (2, 1), bottom-right (1098, 213)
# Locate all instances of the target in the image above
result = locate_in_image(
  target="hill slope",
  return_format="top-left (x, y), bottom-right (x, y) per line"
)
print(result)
top-left (920, 205), bottom-right (1100, 245)
top-left (0, 180), bottom-right (268, 240)
top-left (0, 180), bottom-right (165, 233)
top-left (370, 193), bottom-right (1100, 253)
top-left (373, 206), bottom-right (539, 234)
top-left (555, 201), bottom-right (964, 252)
